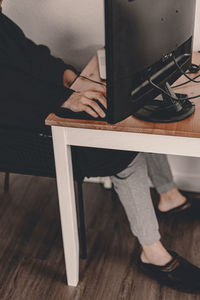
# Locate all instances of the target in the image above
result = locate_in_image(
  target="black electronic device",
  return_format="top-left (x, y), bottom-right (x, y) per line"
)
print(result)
top-left (57, 99), bottom-right (107, 121)
top-left (105, 0), bottom-right (197, 123)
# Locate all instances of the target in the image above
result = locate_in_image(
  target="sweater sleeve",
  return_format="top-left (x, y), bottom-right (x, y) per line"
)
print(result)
top-left (24, 38), bottom-right (79, 86)
top-left (0, 66), bottom-right (74, 130)
top-left (2, 12), bottom-right (79, 86)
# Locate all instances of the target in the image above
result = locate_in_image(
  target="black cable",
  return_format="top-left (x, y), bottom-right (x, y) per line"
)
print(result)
top-left (148, 77), bottom-right (200, 101)
top-left (172, 73), bottom-right (200, 88)
top-left (79, 75), bottom-right (106, 86)
top-left (79, 68), bottom-right (200, 100)
top-left (188, 63), bottom-right (200, 74)
top-left (172, 56), bottom-right (200, 83)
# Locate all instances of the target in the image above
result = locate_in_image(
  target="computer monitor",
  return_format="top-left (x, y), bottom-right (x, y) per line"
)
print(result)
top-left (105, 0), bottom-right (197, 123)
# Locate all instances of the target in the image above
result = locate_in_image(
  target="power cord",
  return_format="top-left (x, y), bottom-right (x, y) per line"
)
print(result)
top-left (78, 65), bottom-right (200, 101)
top-left (148, 77), bottom-right (200, 101)
top-left (172, 73), bottom-right (200, 89)
top-left (188, 63), bottom-right (200, 74)
top-left (172, 55), bottom-right (200, 83)
top-left (79, 75), bottom-right (106, 87)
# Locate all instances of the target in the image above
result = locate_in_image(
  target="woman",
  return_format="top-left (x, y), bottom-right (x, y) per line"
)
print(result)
top-left (0, 3), bottom-right (199, 292)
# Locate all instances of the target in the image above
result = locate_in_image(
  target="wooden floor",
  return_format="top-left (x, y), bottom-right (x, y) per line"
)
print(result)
top-left (0, 174), bottom-right (200, 300)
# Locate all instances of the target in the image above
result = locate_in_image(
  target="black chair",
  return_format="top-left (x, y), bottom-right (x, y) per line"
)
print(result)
top-left (0, 127), bottom-right (87, 259)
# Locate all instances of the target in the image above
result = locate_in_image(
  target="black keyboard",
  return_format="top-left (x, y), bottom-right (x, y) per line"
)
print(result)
top-left (55, 107), bottom-right (107, 122)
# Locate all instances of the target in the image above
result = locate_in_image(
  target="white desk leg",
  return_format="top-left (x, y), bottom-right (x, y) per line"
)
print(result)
top-left (52, 126), bottom-right (79, 286)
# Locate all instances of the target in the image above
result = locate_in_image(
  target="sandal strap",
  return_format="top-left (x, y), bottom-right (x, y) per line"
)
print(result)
top-left (161, 257), bottom-right (180, 272)
top-left (157, 199), bottom-right (191, 215)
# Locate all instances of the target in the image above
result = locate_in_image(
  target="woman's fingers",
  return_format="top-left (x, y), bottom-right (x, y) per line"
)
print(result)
top-left (83, 106), bottom-right (99, 118)
top-left (82, 98), bottom-right (106, 118)
top-left (62, 89), bottom-right (107, 119)
top-left (84, 90), bottom-right (107, 109)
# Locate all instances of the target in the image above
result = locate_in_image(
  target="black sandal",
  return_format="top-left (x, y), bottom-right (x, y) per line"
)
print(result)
top-left (139, 251), bottom-right (200, 293)
top-left (155, 199), bottom-right (191, 217)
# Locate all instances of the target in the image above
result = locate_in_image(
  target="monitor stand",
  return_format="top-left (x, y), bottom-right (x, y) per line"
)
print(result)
top-left (133, 82), bottom-right (195, 123)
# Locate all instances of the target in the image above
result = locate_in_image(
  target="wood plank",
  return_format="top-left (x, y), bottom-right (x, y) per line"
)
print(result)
top-left (0, 174), bottom-right (200, 299)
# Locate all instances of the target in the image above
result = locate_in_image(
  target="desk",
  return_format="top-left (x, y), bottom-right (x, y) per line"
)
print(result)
top-left (46, 52), bottom-right (200, 286)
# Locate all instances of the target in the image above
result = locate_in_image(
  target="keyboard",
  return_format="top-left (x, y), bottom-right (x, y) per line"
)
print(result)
top-left (56, 107), bottom-right (107, 121)
top-left (97, 49), bottom-right (106, 80)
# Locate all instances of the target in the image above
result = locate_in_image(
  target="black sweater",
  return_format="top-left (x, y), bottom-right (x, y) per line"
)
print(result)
top-left (0, 12), bottom-right (137, 178)
top-left (0, 12), bottom-right (76, 131)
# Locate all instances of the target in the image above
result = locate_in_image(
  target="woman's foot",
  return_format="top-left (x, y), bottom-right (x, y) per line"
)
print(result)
top-left (139, 251), bottom-right (200, 293)
top-left (158, 188), bottom-right (190, 213)
top-left (139, 241), bottom-right (200, 293)
top-left (141, 241), bottom-right (172, 266)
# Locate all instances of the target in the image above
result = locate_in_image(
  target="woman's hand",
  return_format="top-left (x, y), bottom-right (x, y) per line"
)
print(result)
top-left (61, 88), bottom-right (107, 118)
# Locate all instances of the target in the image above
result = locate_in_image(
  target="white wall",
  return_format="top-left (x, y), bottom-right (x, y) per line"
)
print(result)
top-left (3, 0), bottom-right (200, 66)
top-left (194, 1), bottom-right (200, 51)
top-left (3, 0), bottom-right (105, 70)
top-left (2, 0), bottom-right (200, 192)
top-left (166, 1), bottom-right (200, 192)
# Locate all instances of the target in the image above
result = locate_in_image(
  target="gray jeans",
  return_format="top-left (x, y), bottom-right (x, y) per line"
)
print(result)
top-left (111, 153), bottom-right (175, 245)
